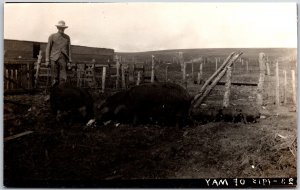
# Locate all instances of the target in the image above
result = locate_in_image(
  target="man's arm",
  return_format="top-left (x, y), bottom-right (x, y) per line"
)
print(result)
top-left (45, 34), bottom-right (53, 65)
top-left (68, 37), bottom-right (72, 63)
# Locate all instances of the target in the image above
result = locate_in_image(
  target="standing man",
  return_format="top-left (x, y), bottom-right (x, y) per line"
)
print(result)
top-left (46, 20), bottom-right (72, 85)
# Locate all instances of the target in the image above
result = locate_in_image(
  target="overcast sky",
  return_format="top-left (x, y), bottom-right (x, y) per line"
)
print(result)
top-left (4, 3), bottom-right (297, 52)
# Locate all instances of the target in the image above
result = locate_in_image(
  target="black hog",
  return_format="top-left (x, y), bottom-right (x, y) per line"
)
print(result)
top-left (97, 82), bottom-right (192, 127)
top-left (50, 83), bottom-right (94, 123)
top-left (217, 107), bottom-right (245, 123)
top-left (240, 106), bottom-right (260, 123)
top-left (96, 90), bottom-right (130, 123)
top-left (190, 107), bottom-right (221, 123)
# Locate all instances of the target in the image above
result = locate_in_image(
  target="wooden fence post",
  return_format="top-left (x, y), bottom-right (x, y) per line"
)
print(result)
top-left (275, 60), bottom-right (280, 106)
top-left (102, 66), bottom-right (106, 92)
top-left (178, 52), bottom-right (186, 85)
top-left (191, 60), bottom-right (194, 80)
top-left (178, 52), bottom-right (183, 71)
top-left (136, 71), bottom-right (141, 85)
top-left (246, 60), bottom-right (249, 73)
top-left (77, 64), bottom-right (81, 87)
top-left (4, 67), bottom-right (6, 90)
top-left (132, 63), bottom-right (136, 83)
top-left (215, 58), bottom-right (218, 71)
top-left (183, 61), bottom-right (186, 86)
top-left (151, 55), bottom-right (155, 83)
top-left (266, 56), bottom-right (270, 75)
top-left (34, 50), bottom-right (43, 88)
top-left (266, 62), bottom-right (270, 75)
top-left (27, 63), bottom-right (30, 89)
top-left (197, 73), bottom-right (201, 85)
top-left (165, 66), bottom-right (168, 82)
top-left (257, 53), bottom-right (266, 106)
top-left (91, 59), bottom-right (96, 88)
top-left (116, 56), bottom-right (120, 89)
top-left (121, 64), bottom-right (125, 89)
top-left (9, 68), bottom-right (14, 89)
top-left (291, 69), bottom-right (296, 105)
top-left (15, 69), bottom-right (18, 89)
top-left (197, 62), bottom-right (203, 84)
top-left (223, 66), bottom-right (232, 108)
top-left (283, 70), bottom-right (287, 105)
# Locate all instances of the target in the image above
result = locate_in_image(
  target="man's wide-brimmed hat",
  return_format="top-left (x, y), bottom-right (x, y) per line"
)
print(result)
top-left (55, 20), bottom-right (68, 28)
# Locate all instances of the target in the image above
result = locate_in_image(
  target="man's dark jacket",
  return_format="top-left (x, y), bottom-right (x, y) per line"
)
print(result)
top-left (46, 32), bottom-right (72, 62)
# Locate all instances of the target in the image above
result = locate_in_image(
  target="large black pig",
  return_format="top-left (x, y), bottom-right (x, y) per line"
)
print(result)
top-left (216, 107), bottom-right (245, 123)
top-left (96, 82), bottom-right (192, 127)
top-left (50, 83), bottom-right (94, 123)
top-left (96, 90), bottom-right (131, 123)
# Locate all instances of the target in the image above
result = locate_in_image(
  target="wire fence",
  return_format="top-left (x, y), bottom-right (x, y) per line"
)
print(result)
top-left (4, 52), bottom-right (297, 108)
top-left (126, 54), bottom-right (297, 107)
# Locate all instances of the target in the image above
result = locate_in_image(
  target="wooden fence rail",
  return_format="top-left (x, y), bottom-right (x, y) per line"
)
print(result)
top-left (4, 60), bottom-right (34, 92)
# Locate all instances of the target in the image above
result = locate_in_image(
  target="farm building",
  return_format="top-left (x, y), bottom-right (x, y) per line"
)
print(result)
top-left (4, 39), bottom-right (117, 92)
top-left (4, 39), bottom-right (115, 63)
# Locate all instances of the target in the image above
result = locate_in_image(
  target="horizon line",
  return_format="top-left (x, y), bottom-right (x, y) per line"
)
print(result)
top-left (116, 47), bottom-right (297, 54)
top-left (4, 38), bottom-right (297, 53)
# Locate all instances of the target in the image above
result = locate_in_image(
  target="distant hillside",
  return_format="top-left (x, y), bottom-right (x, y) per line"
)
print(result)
top-left (116, 48), bottom-right (297, 63)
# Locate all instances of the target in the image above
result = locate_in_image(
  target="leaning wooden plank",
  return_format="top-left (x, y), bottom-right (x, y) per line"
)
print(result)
top-left (4, 131), bottom-right (33, 142)
top-left (192, 52), bottom-right (239, 105)
top-left (193, 67), bottom-right (228, 109)
top-left (197, 52), bottom-right (236, 99)
top-left (192, 52), bottom-right (243, 108)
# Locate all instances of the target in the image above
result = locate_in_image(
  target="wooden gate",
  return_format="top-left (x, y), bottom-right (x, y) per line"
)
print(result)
top-left (4, 59), bottom-right (35, 94)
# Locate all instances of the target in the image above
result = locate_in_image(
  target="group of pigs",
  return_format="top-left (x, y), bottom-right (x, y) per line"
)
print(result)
top-left (50, 82), bottom-right (257, 127)
top-left (50, 82), bottom-right (192, 127)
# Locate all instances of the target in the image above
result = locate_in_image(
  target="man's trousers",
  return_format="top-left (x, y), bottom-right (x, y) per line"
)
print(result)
top-left (50, 53), bottom-right (68, 85)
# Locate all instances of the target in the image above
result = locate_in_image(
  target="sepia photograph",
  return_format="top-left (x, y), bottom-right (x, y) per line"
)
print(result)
top-left (3, 2), bottom-right (297, 188)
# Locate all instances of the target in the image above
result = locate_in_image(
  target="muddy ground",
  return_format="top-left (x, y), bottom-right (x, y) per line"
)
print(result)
top-left (4, 89), bottom-right (297, 187)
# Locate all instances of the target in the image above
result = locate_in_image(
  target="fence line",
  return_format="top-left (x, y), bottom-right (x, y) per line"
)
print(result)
top-left (4, 52), bottom-right (297, 108)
